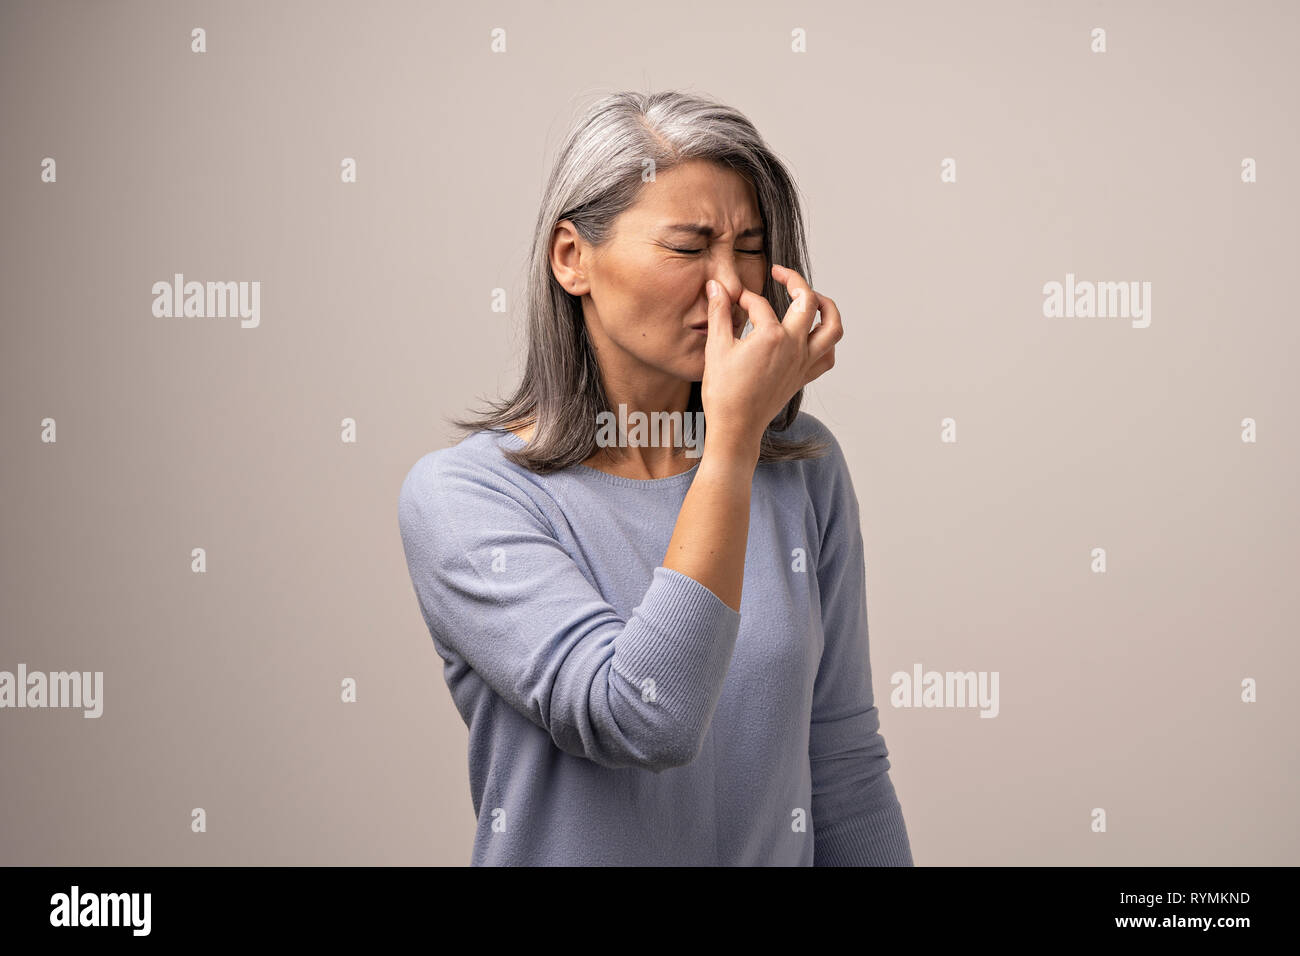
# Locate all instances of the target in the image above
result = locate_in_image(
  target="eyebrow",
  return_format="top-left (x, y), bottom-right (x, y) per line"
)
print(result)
top-left (661, 223), bottom-right (766, 239)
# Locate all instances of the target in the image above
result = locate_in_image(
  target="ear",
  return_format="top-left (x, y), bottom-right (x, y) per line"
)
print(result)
top-left (550, 220), bottom-right (590, 295)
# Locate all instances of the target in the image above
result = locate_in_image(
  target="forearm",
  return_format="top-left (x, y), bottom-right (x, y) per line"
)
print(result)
top-left (814, 771), bottom-right (914, 866)
top-left (661, 428), bottom-right (760, 613)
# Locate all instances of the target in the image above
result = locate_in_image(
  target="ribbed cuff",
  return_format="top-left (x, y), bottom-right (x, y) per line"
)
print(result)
top-left (814, 803), bottom-right (915, 866)
top-left (612, 566), bottom-right (743, 730)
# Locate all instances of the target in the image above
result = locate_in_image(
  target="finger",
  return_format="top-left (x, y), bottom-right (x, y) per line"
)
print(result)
top-left (806, 292), bottom-right (843, 360)
top-left (772, 263), bottom-right (818, 338)
top-left (803, 344), bottom-right (836, 385)
top-left (705, 279), bottom-right (736, 350)
top-left (737, 286), bottom-right (780, 331)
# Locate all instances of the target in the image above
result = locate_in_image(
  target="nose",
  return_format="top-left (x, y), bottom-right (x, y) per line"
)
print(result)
top-left (706, 255), bottom-right (746, 307)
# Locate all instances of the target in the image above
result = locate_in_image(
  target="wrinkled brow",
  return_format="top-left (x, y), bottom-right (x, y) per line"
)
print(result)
top-left (661, 223), bottom-right (765, 239)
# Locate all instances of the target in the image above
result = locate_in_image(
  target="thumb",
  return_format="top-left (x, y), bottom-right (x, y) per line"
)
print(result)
top-left (705, 279), bottom-right (733, 349)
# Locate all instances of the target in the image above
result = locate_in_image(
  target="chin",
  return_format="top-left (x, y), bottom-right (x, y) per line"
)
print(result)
top-left (678, 358), bottom-right (706, 382)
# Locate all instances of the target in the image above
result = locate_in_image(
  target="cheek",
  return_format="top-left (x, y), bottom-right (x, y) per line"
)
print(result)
top-left (741, 259), bottom-right (768, 290)
top-left (640, 265), bottom-right (700, 311)
top-left (594, 265), bottom-right (676, 324)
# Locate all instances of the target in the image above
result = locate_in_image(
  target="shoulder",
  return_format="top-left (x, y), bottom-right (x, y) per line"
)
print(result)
top-left (400, 428), bottom-right (510, 490)
top-left (780, 409), bottom-right (839, 449)
top-left (398, 428), bottom-right (547, 537)
top-left (770, 411), bottom-right (861, 533)
top-left (773, 410), bottom-right (852, 480)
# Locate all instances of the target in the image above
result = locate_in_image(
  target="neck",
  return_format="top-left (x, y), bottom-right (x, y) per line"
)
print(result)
top-left (589, 378), bottom-right (697, 480)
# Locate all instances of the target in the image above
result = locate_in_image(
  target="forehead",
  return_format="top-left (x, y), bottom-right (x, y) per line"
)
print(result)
top-left (622, 160), bottom-right (761, 228)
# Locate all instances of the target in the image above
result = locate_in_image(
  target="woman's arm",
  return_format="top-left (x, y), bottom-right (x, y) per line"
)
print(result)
top-left (807, 425), bottom-right (914, 866)
top-left (662, 430), bottom-right (760, 613)
top-left (665, 267), bottom-right (840, 613)
top-left (398, 450), bottom-right (745, 773)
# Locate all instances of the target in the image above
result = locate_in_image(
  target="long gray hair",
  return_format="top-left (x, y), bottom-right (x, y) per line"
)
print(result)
top-left (450, 89), bottom-right (830, 473)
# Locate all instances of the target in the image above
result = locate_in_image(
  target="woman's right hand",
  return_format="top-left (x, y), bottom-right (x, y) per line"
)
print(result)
top-left (699, 263), bottom-right (842, 454)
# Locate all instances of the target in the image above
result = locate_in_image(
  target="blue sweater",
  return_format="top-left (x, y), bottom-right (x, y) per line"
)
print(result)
top-left (397, 411), bottom-right (913, 865)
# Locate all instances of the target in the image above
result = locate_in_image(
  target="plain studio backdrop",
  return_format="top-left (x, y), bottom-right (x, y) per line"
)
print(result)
top-left (1, 0), bottom-right (1296, 865)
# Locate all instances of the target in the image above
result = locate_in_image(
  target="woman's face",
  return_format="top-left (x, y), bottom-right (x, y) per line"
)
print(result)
top-left (550, 158), bottom-right (768, 391)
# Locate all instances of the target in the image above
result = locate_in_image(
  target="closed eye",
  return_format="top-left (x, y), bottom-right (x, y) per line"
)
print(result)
top-left (670, 247), bottom-right (765, 255)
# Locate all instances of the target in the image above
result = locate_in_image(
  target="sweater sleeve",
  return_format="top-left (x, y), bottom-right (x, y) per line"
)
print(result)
top-left (397, 449), bottom-right (743, 773)
top-left (808, 431), bottom-right (914, 866)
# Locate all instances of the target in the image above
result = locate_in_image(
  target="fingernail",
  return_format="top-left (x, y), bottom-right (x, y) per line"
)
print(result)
top-left (706, 280), bottom-right (718, 298)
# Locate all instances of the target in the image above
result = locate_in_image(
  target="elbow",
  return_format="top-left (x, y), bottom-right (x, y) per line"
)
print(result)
top-left (567, 667), bottom-right (721, 772)
top-left (577, 716), bottom-right (707, 773)
top-left (554, 708), bottom-right (707, 773)
top-left (579, 668), bottom-right (715, 772)
top-left (639, 718), bottom-right (709, 773)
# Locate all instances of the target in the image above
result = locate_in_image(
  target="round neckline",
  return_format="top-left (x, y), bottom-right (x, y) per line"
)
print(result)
top-left (494, 428), bottom-right (701, 488)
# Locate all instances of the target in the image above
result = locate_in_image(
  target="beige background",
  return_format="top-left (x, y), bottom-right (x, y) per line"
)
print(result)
top-left (1, 0), bottom-right (1296, 865)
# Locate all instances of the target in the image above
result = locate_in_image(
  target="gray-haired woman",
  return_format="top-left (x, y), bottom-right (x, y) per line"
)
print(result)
top-left (399, 89), bottom-right (913, 866)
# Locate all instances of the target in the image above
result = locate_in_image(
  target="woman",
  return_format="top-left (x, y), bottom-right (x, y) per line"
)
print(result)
top-left (398, 90), bottom-right (913, 866)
